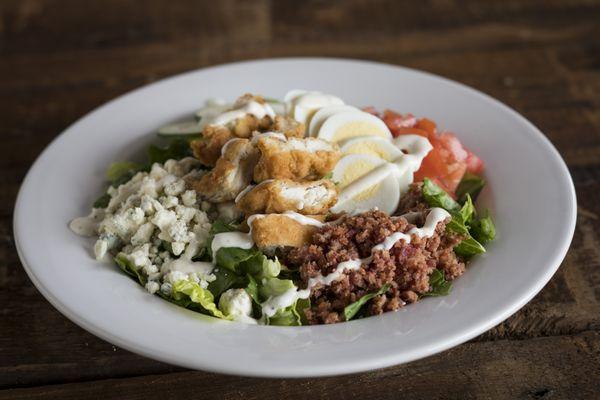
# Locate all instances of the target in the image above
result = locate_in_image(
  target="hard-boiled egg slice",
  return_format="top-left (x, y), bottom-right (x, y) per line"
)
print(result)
top-left (317, 110), bottom-right (392, 144)
top-left (308, 105), bottom-right (359, 137)
top-left (331, 154), bottom-right (400, 214)
top-left (340, 136), bottom-right (404, 161)
top-left (283, 90), bottom-right (345, 126)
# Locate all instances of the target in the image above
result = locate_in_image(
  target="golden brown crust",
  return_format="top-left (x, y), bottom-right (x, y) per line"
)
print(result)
top-left (190, 125), bottom-right (234, 167)
top-left (191, 138), bottom-right (259, 202)
top-left (253, 137), bottom-right (341, 182)
top-left (273, 115), bottom-right (306, 138)
top-left (249, 214), bottom-right (325, 250)
top-left (237, 179), bottom-right (338, 215)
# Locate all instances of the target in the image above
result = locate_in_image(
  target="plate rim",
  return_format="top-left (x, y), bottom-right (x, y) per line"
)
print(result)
top-left (13, 57), bottom-right (577, 377)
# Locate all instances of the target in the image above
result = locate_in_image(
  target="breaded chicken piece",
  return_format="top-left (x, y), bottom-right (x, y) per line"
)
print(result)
top-left (236, 179), bottom-right (338, 215)
top-left (190, 96), bottom-right (304, 167)
top-left (253, 136), bottom-right (341, 182)
top-left (272, 115), bottom-right (306, 138)
top-left (249, 213), bottom-right (326, 251)
top-left (190, 125), bottom-right (234, 167)
top-left (191, 138), bottom-right (259, 202)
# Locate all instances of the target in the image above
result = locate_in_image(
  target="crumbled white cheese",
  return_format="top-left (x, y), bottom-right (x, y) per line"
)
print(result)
top-left (79, 158), bottom-right (214, 297)
top-left (218, 288), bottom-right (253, 318)
top-left (145, 281), bottom-right (160, 294)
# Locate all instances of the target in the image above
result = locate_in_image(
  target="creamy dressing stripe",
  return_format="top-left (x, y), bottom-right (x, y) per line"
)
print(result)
top-left (212, 100), bottom-right (275, 126)
top-left (260, 207), bottom-right (451, 317)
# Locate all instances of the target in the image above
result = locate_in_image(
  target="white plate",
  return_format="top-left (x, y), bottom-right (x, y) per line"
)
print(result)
top-left (14, 58), bottom-right (576, 377)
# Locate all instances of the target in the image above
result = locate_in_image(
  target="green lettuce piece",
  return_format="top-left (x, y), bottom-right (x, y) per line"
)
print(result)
top-left (456, 172), bottom-right (486, 204)
top-left (422, 178), bottom-right (461, 213)
top-left (205, 220), bottom-right (238, 258)
top-left (207, 268), bottom-right (245, 298)
top-left (454, 237), bottom-right (486, 257)
top-left (422, 180), bottom-right (487, 258)
top-left (93, 192), bottom-right (111, 208)
top-left (458, 194), bottom-right (475, 224)
top-left (114, 253), bottom-right (146, 285)
top-left (258, 277), bottom-right (307, 326)
top-left (259, 277), bottom-right (296, 299)
top-left (148, 138), bottom-right (194, 164)
top-left (215, 247), bottom-right (259, 272)
top-left (268, 307), bottom-right (300, 326)
top-left (422, 269), bottom-right (452, 297)
top-left (266, 297), bottom-right (310, 326)
top-left (172, 279), bottom-right (232, 320)
top-left (471, 211), bottom-right (496, 245)
top-left (245, 274), bottom-right (260, 304)
top-left (105, 161), bottom-right (144, 186)
top-left (344, 283), bottom-right (391, 321)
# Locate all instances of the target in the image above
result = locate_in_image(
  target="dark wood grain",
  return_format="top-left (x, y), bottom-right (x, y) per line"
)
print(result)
top-left (1, 0), bottom-right (599, 398)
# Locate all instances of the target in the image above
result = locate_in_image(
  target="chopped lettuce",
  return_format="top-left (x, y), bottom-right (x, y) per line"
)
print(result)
top-left (114, 253), bottom-right (147, 285)
top-left (344, 283), bottom-right (391, 321)
top-left (207, 268), bottom-right (245, 298)
top-left (105, 161), bottom-right (144, 187)
top-left (471, 211), bottom-right (496, 245)
top-left (216, 247), bottom-right (260, 272)
top-left (205, 220), bottom-right (238, 258)
top-left (422, 178), bottom-right (461, 213)
top-left (245, 274), bottom-right (260, 304)
top-left (148, 138), bottom-right (194, 165)
top-left (456, 172), bottom-right (486, 204)
top-left (172, 279), bottom-right (232, 320)
top-left (422, 179), bottom-right (489, 258)
top-left (422, 269), bottom-right (452, 297)
top-left (93, 192), bottom-right (111, 209)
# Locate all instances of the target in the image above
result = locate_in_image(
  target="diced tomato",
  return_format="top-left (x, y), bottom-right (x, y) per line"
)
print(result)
top-left (465, 151), bottom-right (484, 174)
top-left (415, 118), bottom-right (437, 137)
top-left (382, 110), bottom-right (417, 136)
top-left (377, 109), bottom-right (485, 195)
top-left (439, 133), bottom-right (468, 161)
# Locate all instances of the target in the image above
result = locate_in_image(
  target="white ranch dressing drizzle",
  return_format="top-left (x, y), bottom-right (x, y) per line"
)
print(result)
top-left (211, 100), bottom-right (275, 127)
top-left (333, 134), bottom-right (433, 212)
top-left (69, 208), bottom-right (105, 237)
top-left (261, 207), bottom-right (450, 317)
top-left (210, 211), bottom-right (324, 266)
top-left (161, 235), bottom-right (214, 278)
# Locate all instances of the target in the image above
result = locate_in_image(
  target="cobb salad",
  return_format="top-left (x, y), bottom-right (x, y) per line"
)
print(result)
top-left (70, 90), bottom-right (495, 325)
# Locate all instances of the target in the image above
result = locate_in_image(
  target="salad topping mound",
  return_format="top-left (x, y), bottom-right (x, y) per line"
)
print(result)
top-left (70, 90), bottom-right (495, 325)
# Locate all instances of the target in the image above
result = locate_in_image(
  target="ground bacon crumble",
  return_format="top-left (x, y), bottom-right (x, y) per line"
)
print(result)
top-left (285, 186), bottom-right (465, 325)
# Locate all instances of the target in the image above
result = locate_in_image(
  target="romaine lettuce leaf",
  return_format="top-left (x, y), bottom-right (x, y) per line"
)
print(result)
top-left (471, 211), bottom-right (496, 244)
top-left (148, 138), bottom-right (194, 164)
top-left (93, 192), bottom-right (111, 209)
top-left (105, 161), bottom-right (144, 187)
top-left (172, 279), bottom-right (232, 320)
top-left (344, 283), bottom-right (391, 321)
top-left (422, 269), bottom-right (452, 297)
top-left (456, 172), bottom-right (486, 204)
top-left (207, 268), bottom-right (245, 298)
top-left (422, 178), bottom-right (461, 213)
top-left (422, 179), bottom-right (487, 258)
top-left (114, 253), bottom-right (147, 285)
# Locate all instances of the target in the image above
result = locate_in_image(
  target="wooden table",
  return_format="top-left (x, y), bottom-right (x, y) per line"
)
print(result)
top-left (1, 1), bottom-right (599, 398)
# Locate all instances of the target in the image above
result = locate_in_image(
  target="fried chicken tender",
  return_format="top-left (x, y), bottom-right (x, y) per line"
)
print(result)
top-left (191, 138), bottom-right (259, 202)
top-left (236, 179), bottom-right (338, 215)
top-left (190, 95), bottom-right (305, 167)
top-left (190, 125), bottom-right (234, 167)
top-left (253, 135), bottom-right (341, 182)
top-left (272, 115), bottom-right (306, 138)
top-left (249, 213), bottom-right (326, 251)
